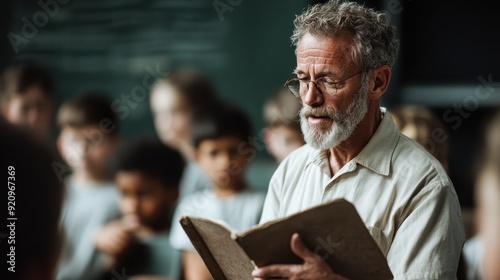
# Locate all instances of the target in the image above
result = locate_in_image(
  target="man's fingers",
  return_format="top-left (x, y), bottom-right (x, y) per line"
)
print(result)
top-left (252, 264), bottom-right (299, 278)
top-left (290, 233), bottom-right (316, 261)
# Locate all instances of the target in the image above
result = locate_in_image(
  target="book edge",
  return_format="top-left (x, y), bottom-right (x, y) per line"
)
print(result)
top-left (180, 216), bottom-right (228, 280)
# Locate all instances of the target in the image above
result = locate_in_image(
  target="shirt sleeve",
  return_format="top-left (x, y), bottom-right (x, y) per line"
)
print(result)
top-left (387, 181), bottom-right (466, 280)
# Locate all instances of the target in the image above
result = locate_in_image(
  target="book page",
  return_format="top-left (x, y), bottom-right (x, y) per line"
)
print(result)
top-left (234, 199), bottom-right (393, 280)
top-left (184, 217), bottom-right (255, 280)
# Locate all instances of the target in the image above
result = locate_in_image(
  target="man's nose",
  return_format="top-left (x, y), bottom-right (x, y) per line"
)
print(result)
top-left (302, 82), bottom-right (324, 107)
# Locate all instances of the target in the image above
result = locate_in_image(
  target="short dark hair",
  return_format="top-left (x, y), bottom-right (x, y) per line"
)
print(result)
top-left (0, 61), bottom-right (54, 104)
top-left (114, 138), bottom-right (185, 188)
top-left (152, 67), bottom-right (218, 115)
top-left (57, 92), bottom-right (119, 134)
top-left (191, 101), bottom-right (253, 148)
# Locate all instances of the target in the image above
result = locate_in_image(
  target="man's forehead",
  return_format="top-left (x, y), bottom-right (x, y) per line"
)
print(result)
top-left (295, 33), bottom-right (355, 75)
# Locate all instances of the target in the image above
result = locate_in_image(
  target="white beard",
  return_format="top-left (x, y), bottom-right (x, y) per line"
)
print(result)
top-left (300, 77), bottom-right (369, 150)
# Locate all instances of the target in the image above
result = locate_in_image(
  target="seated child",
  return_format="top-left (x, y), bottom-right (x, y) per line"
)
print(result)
top-left (263, 88), bottom-right (304, 163)
top-left (0, 61), bottom-right (54, 139)
top-left (170, 101), bottom-right (266, 280)
top-left (96, 138), bottom-right (185, 279)
top-left (56, 92), bottom-right (121, 280)
top-left (149, 68), bottom-right (218, 198)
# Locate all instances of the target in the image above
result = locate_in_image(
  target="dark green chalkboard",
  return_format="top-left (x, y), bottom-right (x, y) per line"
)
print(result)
top-left (9, 0), bottom-right (307, 144)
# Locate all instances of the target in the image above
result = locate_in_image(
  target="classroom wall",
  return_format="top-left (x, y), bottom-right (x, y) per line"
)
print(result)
top-left (7, 0), bottom-right (306, 142)
top-left (4, 0), bottom-right (309, 189)
top-left (4, 0), bottom-right (500, 204)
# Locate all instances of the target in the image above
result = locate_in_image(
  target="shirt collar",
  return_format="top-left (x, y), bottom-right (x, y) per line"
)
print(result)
top-left (306, 107), bottom-right (400, 176)
top-left (353, 107), bottom-right (399, 176)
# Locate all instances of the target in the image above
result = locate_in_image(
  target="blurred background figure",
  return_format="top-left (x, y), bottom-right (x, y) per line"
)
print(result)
top-left (150, 68), bottom-right (217, 198)
top-left (390, 105), bottom-right (450, 173)
top-left (390, 105), bottom-right (470, 279)
top-left (0, 61), bottom-right (54, 139)
top-left (170, 101), bottom-right (265, 280)
top-left (263, 88), bottom-right (305, 163)
top-left (475, 160), bottom-right (500, 280)
top-left (56, 93), bottom-right (121, 280)
top-left (463, 110), bottom-right (500, 280)
top-left (0, 119), bottom-right (64, 280)
top-left (96, 138), bottom-right (184, 280)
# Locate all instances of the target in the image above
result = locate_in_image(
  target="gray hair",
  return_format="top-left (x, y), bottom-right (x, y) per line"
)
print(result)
top-left (291, 0), bottom-right (399, 70)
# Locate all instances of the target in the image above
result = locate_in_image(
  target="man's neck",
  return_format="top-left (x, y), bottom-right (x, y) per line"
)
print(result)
top-left (327, 106), bottom-right (382, 176)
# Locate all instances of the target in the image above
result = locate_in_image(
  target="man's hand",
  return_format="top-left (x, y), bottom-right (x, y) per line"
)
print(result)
top-left (252, 233), bottom-right (348, 280)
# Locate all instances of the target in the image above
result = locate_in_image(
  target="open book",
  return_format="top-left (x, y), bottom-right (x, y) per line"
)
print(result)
top-left (180, 199), bottom-right (392, 280)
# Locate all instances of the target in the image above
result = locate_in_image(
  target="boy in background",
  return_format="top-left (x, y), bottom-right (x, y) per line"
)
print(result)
top-left (0, 61), bottom-right (54, 139)
top-left (263, 88), bottom-right (304, 163)
top-left (170, 101), bottom-right (266, 280)
top-left (56, 93), bottom-right (121, 280)
top-left (95, 138), bottom-right (184, 279)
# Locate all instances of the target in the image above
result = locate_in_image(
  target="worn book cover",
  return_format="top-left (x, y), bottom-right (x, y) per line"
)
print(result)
top-left (180, 198), bottom-right (392, 280)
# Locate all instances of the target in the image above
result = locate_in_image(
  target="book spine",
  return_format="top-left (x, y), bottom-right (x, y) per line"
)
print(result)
top-left (180, 217), bottom-right (227, 280)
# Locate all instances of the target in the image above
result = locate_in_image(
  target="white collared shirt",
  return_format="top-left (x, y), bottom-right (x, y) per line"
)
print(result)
top-left (260, 107), bottom-right (465, 280)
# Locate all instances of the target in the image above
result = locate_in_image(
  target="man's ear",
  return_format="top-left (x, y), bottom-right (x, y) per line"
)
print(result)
top-left (369, 65), bottom-right (391, 100)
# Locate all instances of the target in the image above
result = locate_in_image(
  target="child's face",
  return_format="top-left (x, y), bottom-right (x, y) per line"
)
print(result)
top-left (195, 136), bottom-right (250, 189)
top-left (150, 85), bottom-right (191, 150)
top-left (1, 85), bottom-right (52, 138)
top-left (264, 126), bottom-right (305, 163)
top-left (116, 171), bottom-right (177, 229)
top-left (57, 124), bottom-right (118, 178)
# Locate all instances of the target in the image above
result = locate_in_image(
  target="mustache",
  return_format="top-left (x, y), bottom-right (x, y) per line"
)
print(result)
top-left (300, 106), bottom-right (339, 119)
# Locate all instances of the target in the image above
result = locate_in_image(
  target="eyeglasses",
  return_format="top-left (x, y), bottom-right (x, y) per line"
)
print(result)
top-left (284, 71), bottom-right (363, 97)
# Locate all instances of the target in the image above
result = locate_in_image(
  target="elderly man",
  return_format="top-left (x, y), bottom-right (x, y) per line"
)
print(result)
top-left (252, 1), bottom-right (465, 279)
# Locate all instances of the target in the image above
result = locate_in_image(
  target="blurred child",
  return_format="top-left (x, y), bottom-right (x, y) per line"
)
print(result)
top-left (170, 101), bottom-right (266, 280)
top-left (476, 160), bottom-right (500, 280)
top-left (263, 88), bottom-right (304, 163)
top-left (95, 138), bottom-right (184, 279)
top-left (0, 120), bottom-right (64, 280)
top-left (390, 105), bottom-right (449, 172)
top-left (0, 61), bottom-right (54, 139)
top-left (56, 93), bottom-right (121, 280)
top-left (150, 68), bottom-right (217, 197)
top-left (463, 110), bottom-right (500, 280)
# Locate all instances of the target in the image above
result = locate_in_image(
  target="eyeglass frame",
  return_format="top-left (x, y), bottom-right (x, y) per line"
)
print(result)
top-left (284, 70), bottom-right (364, 97)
